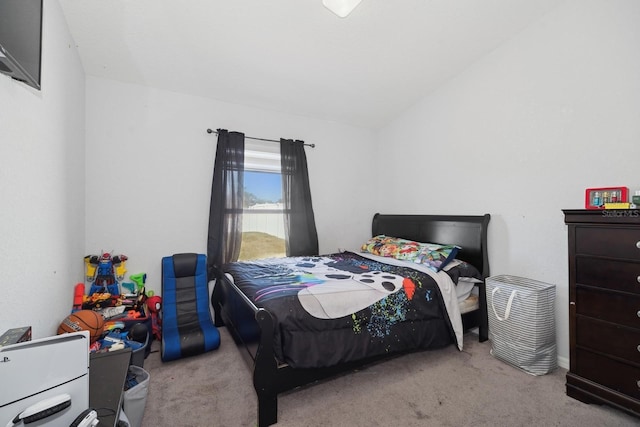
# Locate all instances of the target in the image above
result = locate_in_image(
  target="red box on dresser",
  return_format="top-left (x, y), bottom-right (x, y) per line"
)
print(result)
top-left (584, 187), bottom-right (629, 209)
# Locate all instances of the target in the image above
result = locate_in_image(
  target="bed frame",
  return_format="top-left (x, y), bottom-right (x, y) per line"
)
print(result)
top-left (211, 213), bottom-right (490, 426)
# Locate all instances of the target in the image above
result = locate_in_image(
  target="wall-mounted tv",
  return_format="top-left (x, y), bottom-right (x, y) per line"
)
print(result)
top-left (0, 0), bottom-right (43, 90)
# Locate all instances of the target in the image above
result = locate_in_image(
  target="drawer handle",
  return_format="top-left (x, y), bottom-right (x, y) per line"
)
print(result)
top-left (638, 345), bottom-right (640, 352)
top-left (637, 276), bottom-right (640, 284)
top-left (637, 241), bottom-right (640, 249)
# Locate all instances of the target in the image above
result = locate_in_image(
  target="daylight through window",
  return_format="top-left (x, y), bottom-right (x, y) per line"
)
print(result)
top-left (239, 141), bottom-right (286, 260)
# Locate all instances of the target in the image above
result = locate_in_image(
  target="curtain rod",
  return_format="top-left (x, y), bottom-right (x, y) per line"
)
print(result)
top-left (206, 128), bottom-right (315, 148)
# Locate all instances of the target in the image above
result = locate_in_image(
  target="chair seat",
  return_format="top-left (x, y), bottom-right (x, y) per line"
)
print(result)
top-left (161, 253), bottom-right (220, 361)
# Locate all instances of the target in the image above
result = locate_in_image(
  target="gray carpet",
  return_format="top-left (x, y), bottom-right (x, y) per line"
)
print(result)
top-left (139, 327), bottom-right (638, 427)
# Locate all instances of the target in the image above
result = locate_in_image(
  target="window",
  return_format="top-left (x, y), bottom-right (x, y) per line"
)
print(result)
top-left (239, 141), bottom-right (286, 260)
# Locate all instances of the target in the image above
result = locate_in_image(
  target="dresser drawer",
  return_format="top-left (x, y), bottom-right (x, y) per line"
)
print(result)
top-left (577, 316), bottom-right (640, 364)
top-left (576, 349), bottom-right (640, 399)
top-left (575, 226), bottom-right (640, 260)
top-left (576, 287), bottom-right (640, 329)
top-left (576, 256), bottom-right (640, 294)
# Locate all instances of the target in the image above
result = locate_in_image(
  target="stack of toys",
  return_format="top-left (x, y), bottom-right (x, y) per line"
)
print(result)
top-left (67, 252), bottom-right (161, 355)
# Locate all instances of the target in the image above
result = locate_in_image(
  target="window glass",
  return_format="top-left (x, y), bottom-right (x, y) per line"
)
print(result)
top-left (239, 143), bottom-right (286, 260)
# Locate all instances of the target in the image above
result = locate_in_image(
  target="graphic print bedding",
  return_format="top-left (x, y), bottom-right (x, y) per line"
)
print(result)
top-left (223, 251), bottom-right (461, 369)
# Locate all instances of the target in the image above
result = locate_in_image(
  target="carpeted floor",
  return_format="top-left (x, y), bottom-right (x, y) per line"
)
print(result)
top-left (139, 327), bottom-right (639, 427)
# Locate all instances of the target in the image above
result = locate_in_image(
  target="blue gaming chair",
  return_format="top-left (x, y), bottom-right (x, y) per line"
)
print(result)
top-left (161, 253), bottom-right (220, 361)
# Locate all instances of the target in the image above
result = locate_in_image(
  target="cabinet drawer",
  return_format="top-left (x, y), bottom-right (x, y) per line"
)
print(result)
top-left (576, 256), bottom-right (640, 294)
top-left (576, 316), bottom-right (640, 364)
top-left (575, 226), bottom-right (640, 260)
top-left (576, 287), bottom-right (640, 329)
top-left (575, 349), bottom-right (640, 399)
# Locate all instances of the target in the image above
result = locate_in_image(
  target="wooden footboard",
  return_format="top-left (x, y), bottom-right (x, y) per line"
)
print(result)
top-left (253, 309), bottom-right (279, 427)
top-left (212, 274), bottom-right (285, 426)
top-left (211, 273), bottom-right (261, 360)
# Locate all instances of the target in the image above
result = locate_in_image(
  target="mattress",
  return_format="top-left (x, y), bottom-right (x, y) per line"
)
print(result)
top-left (459, 293), bottom-right (479, 314)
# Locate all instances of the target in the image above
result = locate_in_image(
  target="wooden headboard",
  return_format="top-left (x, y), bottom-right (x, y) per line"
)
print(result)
top-left (371, 213), bottom-right (491, 278)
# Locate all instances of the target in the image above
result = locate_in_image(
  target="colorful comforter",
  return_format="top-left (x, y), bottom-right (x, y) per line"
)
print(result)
top-left (222, 251), bottom-right (462, 369)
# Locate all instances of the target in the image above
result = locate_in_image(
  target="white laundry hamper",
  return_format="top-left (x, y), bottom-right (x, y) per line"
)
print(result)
top-left (123, 365), bottom-right (150, 427)
top-left (486, 275), bottom-right (557, 375)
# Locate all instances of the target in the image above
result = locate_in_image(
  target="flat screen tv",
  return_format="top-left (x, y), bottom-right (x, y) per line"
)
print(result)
top-left (0, 0), bottom-right (43, 90)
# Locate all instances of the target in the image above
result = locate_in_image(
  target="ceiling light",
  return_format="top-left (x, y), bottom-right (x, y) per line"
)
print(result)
top-left (322, 0), bottom-right (362, 18)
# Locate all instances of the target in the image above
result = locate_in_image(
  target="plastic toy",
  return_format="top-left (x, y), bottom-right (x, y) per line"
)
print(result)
top-left (123, 310), bottom-right (142, 320)
top-left (82, 292), bottom-right (113, 310)
top-left (130, 273), bottom-right (146, 294)
top-left (121, 282), bottom-right (136, 295)
top-left (146, 295), bottom-right (162, 341)
top-left (127, 272), bottom-right (148, 311)
top-left (85, 252), bottom-right (127, 296)
top-left (72, 283), bottom-right (85, 312)
top-left (103, 320), bottom-right (125, 334)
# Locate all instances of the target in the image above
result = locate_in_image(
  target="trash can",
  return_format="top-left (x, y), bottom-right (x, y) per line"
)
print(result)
top-left (486, 275), bottom-right (557, 375)
top-left (123, 365), bottom-right (150, 427)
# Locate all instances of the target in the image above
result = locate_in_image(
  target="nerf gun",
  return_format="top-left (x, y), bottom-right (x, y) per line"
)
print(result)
top-left (130, 273), bottom-right (146, 294)
top-left (130, 273), bottom-right (148, 310)
top-left (121, 282), bottom-right (136, 295)
top-left (72, 283), bottom-right (85, 312)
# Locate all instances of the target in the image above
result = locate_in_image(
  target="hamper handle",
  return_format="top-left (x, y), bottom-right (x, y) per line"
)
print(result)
top-left (491, 287), bottom-right (516, 321)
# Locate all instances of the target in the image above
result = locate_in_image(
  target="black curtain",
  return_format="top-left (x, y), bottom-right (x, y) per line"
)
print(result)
top-left (207, 129), bottom-right (245, 278)
top-left (280, 139), bottom-right (319, 256)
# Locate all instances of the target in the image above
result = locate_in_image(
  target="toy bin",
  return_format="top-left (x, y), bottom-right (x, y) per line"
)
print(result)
top-left (97, 332), bottom-right (145, 363)
top-left (486, 275), bottom-right (557, 376)
top-left (121, 306), bottom-right (152, 337)
top-left (129, 330), bottom-right (149, 368)
top-left (123, 365), bottom-right (150, 427)
top-left (122, 308), bottom-right (153, 358)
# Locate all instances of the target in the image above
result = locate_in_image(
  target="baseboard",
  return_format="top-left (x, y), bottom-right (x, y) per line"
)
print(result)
top-left (557, 355), bottom-right (569, 369)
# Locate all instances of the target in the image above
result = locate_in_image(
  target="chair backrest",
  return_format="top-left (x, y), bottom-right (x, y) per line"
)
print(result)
top-left (161, 253), bottom-right (210, 328)
top-left (161, 253), bottom-right (220, 361)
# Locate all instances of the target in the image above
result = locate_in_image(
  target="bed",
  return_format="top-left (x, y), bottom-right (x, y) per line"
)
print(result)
top-left (211, 213), bottom-right (490, 426)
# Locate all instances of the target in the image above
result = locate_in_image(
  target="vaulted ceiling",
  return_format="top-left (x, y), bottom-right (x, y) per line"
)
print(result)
top-left (59, 0), bottom-right (563, 129)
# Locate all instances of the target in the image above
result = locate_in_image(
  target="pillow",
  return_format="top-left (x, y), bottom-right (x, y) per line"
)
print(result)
top-left (414, 243), bottom-right (459, 272)
top-left (360, 235), bottom-right (422, 261)
top-left (360, 235), bottom-right (459, 272)
top-left (444, 259), bottom-right (483, 284)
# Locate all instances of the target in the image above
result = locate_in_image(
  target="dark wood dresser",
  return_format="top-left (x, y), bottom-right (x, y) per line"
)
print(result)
top-left (563, 209), bottom-right (640, 418)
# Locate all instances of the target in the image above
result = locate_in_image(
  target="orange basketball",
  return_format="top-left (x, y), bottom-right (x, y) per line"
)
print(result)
top-left (58, 310), bottom-right (104, 343)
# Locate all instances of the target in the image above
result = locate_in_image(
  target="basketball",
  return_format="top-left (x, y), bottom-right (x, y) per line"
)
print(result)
top-left (57, 310), bottom-right (104, 343)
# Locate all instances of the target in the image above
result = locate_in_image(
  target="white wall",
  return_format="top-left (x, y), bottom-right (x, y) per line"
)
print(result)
top-left (0, 1), bottom-right (85, 339)
top-left (376, 0), bottom-right (640, 367)
top-left (85, 77), bottom-right (376, 296)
